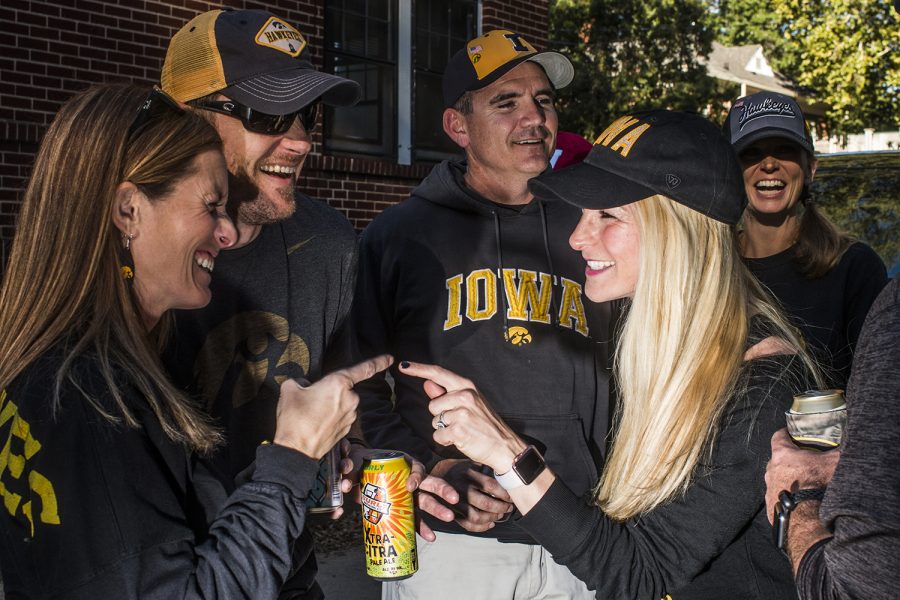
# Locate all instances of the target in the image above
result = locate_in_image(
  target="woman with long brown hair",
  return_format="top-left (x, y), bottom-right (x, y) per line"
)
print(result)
top-left (0, 83), bottom-right (388, 598)
top-left (725, 92), bottom-right (887, 388)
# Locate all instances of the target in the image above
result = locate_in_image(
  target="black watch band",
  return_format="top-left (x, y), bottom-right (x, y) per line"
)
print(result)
top-left (772, 487), bottom-right (826, 554)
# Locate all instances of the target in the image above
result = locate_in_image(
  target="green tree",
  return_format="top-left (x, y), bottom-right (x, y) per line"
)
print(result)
top-left (712, 0), bottom-right (900, 136)
top-left (549, 0), bottom-right (724, 140)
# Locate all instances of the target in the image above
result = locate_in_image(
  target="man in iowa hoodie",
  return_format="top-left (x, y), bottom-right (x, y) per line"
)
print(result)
top-left (353, 30), bottom-right (612, 599)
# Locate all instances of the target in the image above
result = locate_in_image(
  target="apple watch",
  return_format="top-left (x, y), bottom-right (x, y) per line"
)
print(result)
top-left (494, 445), bottom-right (546, 490)
top-left (772, 487), bottom-right (826, 554)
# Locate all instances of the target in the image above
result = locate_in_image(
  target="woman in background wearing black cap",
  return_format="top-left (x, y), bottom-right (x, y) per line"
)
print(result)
top-left (402, 110), bottom-right (823, 599)
top-left (726, 92), bottom-right (887, 389)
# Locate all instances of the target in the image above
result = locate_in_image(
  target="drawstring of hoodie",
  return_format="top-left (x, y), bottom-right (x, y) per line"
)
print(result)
top-left (493, 201), bottom-right (560, 340)
top-left (492, 210), bottom-right (512, 340)
top-left (538, 200), bottom-right (559, 327)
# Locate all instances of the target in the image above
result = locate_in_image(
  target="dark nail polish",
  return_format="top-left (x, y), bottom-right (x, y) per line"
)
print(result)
top-left (400, 361), bottom-right (410, 369)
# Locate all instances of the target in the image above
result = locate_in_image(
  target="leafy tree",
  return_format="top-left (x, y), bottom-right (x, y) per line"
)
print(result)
top-left (549, 0), bottom-right (725, 139)
top-left (712, 0), bottom-right (900, 136)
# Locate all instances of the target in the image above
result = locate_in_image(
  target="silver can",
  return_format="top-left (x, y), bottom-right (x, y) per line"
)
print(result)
top-left (306, 444), bottom-right (343, 513)
top-left (785, 389), bottom-right (847, 450)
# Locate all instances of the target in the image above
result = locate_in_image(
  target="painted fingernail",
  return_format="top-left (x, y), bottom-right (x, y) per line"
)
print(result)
top-left (400, 361), bottom-right (410, 369)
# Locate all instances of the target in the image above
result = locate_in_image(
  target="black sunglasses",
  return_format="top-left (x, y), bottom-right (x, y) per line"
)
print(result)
top-left (196, 98), bottom-right (318, 136)
top-left (127, 86), bottom-right (183, 140)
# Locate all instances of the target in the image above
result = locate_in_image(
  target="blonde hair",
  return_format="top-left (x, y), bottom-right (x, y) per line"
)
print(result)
top-left (597, 195), bottom-right (818, 520)
top-left (0, 84), bottom-right (223, 453)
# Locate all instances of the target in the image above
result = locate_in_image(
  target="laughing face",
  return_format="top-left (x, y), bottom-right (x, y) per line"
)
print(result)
top-left (568, 205), bottom-right (640, 303)
top-left (210, 95), bottom-right (312, 229)
top-left (738, 138), bottom-right (816, 218)
top-left (130, 149), bottom-right (236, 326)
top-left (456, 61), bottom-right (558, 183)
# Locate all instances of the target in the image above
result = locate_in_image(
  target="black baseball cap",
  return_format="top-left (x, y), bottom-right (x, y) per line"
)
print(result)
top-left (529, 110), bottom-right (747, 225)
top-left (442, 30), bottom-right (574, 108)
top-left (161, 9), bottom-right (360, 115)
top-left (725, 91), bottom-right (814, 154)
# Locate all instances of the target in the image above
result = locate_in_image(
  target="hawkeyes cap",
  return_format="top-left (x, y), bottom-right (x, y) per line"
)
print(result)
top-left (529, 110), bottom-right (747, 225)
top-left (161, 9), bottom-right (360, 115)
top-left (725, 91), bottom-right (814, 154)
top-left (442, 30), bottom-right (574, 108)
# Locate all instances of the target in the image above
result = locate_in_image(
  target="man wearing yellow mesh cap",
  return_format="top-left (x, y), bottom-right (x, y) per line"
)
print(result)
top-left (353, 30), bottom-right (609, 599)
top-left (159, 9), bottom-right (371, 599)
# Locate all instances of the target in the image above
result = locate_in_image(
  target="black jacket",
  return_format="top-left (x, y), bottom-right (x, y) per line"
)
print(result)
top-left (354, 159), bottom-right (612, 542)
top-left (518, 348), bottom-right (808, 599)
top-left (0, 350), bottom-right (318, 599)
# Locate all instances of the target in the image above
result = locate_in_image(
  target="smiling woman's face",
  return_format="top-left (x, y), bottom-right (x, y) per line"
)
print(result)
top-left (568, 204), bottom-right (641, 303)
top-left (739, 138), bottom-right (815, 217)
top-left (130, 149), bottom-right (235, 326)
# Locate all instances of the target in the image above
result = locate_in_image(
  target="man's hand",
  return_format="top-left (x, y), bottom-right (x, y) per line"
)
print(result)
top-left (764, 428), bottom-right (841, 524)
top-left (765, 428), bottom-right (839, 575)
top-left (425, 458), bottom-right (514, 533)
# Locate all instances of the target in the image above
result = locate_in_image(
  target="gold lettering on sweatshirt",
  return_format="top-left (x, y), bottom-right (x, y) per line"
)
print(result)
top-left (0, 389), bottom-right (60, 536)
top-left (443, 269), bottom-right (589, 337)
top-left (466, 269), bottom-right (497, 321)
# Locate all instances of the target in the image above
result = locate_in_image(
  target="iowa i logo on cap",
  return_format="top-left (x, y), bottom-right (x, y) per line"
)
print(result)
top-left (467, 30), bottom-right (537, 80)
top-left (255, 17), bottom-right (307, 57)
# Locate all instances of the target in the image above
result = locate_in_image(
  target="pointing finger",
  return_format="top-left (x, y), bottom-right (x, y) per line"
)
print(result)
top-left (399, 361), bottom-right (473, 392)
top-left (338, 354), bottom-right (394, 387)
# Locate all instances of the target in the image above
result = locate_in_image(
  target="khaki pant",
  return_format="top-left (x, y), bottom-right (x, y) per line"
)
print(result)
top-left (381, 532), bottom-right (593, 600)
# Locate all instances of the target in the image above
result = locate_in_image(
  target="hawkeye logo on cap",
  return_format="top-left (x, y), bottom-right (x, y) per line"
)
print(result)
top-left (594, 115), bottom-right (651, 158)
top-left (255, 17), bottom-right (306, 57)
top-left (467, 30), bottom-right (536, 80)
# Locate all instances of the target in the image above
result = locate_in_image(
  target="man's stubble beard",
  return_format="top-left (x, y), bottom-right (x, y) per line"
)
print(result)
top-left (228, 163), bottom-right (297, 227)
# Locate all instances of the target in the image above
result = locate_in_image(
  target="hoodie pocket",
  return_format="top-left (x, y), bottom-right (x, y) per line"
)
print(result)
top-left (499, 413), bottom-right (599, 498)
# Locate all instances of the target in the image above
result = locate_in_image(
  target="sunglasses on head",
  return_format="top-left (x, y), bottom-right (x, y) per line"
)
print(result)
top-left (196, 98), bottom-right (319, 136)
top-left (127, 86), bottom-right (183, 140)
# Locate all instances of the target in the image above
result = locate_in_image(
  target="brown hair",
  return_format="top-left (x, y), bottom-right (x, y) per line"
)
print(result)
top-left (793, 188), bottom-right (854, 278)
top-left (0, 83), bottom-right (223, 453)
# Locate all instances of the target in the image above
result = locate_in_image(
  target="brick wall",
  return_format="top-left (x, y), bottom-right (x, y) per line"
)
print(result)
top-left (0, 0), bottom-right (549, 267)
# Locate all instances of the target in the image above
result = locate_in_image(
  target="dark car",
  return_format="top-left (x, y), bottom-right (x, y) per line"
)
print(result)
top-left (810, 151), bottom-right (900, 277)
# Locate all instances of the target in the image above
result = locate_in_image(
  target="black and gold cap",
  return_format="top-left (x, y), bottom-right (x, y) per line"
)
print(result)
top-left (442, 30), bottom-right (574, 108)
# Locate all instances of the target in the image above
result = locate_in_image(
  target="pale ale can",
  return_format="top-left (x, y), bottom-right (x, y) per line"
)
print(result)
top-left (786, 389), bottom-right (847, 450)
top-left (306, 444), bottom-right (343, 513)
top-left (360, 451), bottom-right (418, 580)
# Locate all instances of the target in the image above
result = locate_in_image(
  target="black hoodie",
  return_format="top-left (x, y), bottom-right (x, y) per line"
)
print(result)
top-left (354, 160), bottom-right (612, 542)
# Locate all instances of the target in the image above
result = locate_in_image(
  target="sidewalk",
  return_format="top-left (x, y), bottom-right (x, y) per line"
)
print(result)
top-left (317, 547), bottom-right (381, 599)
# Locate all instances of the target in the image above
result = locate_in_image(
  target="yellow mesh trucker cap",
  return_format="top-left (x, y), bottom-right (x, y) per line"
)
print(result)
top-left (442, 30), bottom-right (574, 107)
top-left (161, 9), bottom-right (360, 115)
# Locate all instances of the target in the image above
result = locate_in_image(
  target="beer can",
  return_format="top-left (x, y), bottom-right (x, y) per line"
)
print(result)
top-left (785, 389), bottom-right (847, 450)
top-left (360, 451), bottom-right (418, 581)
top-left (306, 444), bottom-right (343, 513)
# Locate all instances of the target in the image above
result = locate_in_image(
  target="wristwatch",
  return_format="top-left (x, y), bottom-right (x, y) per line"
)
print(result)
top-left (772, 488), bottom-right (826, 554)
top-left (494, 445), bottom-right (546, 490)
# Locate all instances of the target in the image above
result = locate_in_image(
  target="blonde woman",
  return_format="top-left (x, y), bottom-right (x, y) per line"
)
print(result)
top-left (0, 84), bottom-right (389, 598)
top-left (404, 111), bottom-right (821, 599)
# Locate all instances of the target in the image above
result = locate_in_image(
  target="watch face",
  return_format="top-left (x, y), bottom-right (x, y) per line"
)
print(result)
top-left (772, 502), bottom-right (790, 551)
top-left (513, 446), bottom-right (546, 485)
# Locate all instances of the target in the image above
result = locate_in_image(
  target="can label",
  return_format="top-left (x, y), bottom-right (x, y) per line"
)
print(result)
top-left (786, 389), bottom-right (847, 450)
top-left (361, 451), bottom-right (418, 580)
top-left (306, 444), bottom-right (343, 513)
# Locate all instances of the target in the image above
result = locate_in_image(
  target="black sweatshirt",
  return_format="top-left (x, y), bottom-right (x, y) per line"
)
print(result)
top-left (744, 242), bottom-right (887, 388)
top-left (797, 276), bottom-right (900, 599)
top-left (0, 351), bottom-right (318, 599)
top-left (353, 160), bottom-right (612, 542)
top-left (518, 346), bottom-right (810, 599)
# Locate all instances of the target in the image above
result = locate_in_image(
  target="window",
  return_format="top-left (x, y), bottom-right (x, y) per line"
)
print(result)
top-left (325, 0), bottom-right (477, 163)
top-left (324, 0), bottom-right (396, 158)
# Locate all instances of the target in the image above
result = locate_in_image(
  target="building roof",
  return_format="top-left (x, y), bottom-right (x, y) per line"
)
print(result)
top-left (702, 41), bottom-right (800, 96)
